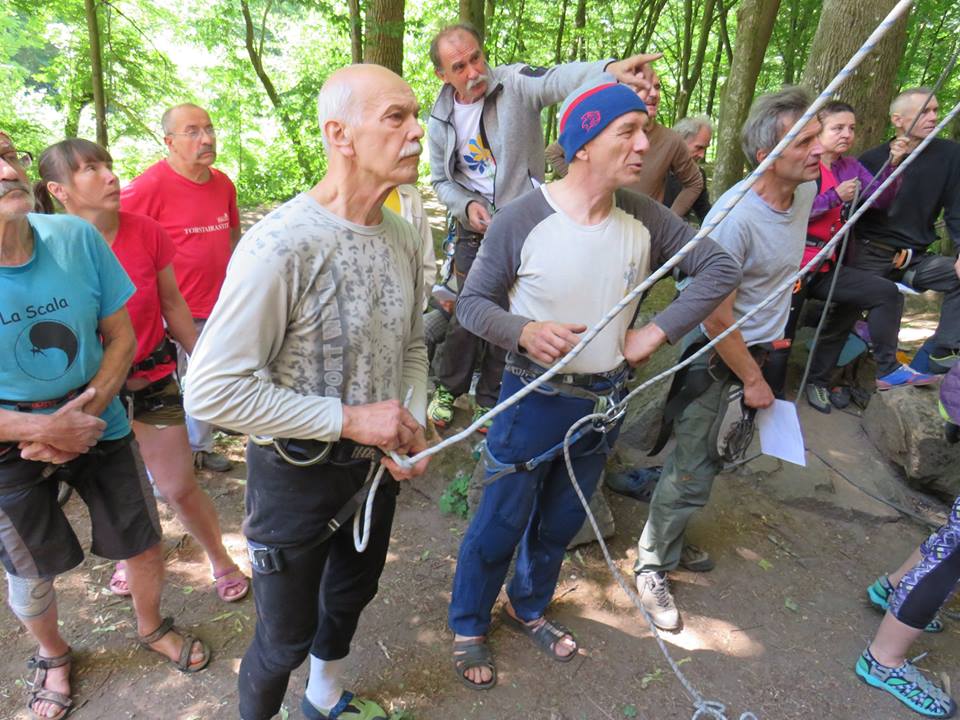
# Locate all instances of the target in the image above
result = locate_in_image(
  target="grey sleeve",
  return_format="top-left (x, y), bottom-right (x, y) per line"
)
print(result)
top-left (615, 189), bottom-right (741, 343)
top-left (427, 115), bottom-right (488, 226)
top-left (457, 193), bottom-right (554, 351)
top-left (506, 60), bottom-right (612, 109)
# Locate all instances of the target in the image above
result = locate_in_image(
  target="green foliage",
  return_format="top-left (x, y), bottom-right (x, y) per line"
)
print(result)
top-left (439, 469), bottom-right (470, 518)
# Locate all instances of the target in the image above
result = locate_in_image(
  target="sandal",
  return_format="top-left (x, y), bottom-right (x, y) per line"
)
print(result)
top-left (213, 564), bottom-right (249, 603)
top-left (501, 608), bottom-right (578, 663)
top-left (26, 648), bottom-right (72, 720)
top-left (452, 637), bottom-right (497, 690)
top-left (108, 561), bottom-right (131, 597)
top-left (138, 616), bottom-right (211, 673)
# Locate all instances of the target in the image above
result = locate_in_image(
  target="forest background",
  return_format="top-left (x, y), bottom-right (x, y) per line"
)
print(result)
top-left (3, 0), bottom-right (959, 209)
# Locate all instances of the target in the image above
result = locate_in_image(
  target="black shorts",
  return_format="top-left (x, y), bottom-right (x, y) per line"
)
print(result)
top-left (0, 433), bottom-right (162, 578)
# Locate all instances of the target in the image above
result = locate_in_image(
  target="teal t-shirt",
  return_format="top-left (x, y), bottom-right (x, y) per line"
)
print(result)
top-left (0, 214), bottom-right (135, 440)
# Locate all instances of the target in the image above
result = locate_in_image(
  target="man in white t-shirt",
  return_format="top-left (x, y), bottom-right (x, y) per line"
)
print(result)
top-left (425, 22), bottom-right (659, 432)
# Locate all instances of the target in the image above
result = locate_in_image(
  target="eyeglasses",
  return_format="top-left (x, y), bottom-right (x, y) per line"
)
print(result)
top-left (0, 150), bottom-right (32, 169)
top-left (167, 127), bottom-right (217, 140)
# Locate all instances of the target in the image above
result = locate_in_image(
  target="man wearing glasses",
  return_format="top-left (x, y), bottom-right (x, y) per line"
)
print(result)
top-left (121, 104), bottom-right (241, 472)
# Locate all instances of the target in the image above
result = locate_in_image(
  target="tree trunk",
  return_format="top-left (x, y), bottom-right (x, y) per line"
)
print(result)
top-left (706, 34), bottom-right (723, 116)
top-left (714, 0), bottom-right (781, 194)
top-left (801, 0), bottom-right (909, 153)
top-left (347, 0), bottom-right (363, 63)
top-left (460, 0), bottom-right (485, 41)
top-left (569, 0), bottom-right (587, 61)
top-left (364, 0), bottom-right (404, 75)
top-left (544, 0), bottom-right (569, 144)
top-left (83, 0), bottom-right (108, 147)
top-left (676, 0), bottom-right (717, 119)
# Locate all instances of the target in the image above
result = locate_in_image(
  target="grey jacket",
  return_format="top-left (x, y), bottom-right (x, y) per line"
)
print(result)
top-left (428, 59), bottom-right (611, 226)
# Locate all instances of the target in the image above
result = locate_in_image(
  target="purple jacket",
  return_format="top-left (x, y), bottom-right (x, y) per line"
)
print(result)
top-left (810, 155), bottom-right (901, 218)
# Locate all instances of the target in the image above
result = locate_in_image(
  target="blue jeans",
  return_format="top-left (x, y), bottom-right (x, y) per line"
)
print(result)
top-left (448, 370), bottom-right (620, 636)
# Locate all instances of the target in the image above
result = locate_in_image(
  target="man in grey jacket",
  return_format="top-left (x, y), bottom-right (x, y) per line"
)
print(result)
top-left (425, 22), bottom-right (659, 431)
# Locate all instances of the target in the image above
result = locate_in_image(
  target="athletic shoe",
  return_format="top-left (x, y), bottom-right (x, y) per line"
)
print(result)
top-left (471, 405), bottom-right (493, 434)
top-left (605, 466), bottom-right (662, 502)
top-left (866, 576), bottom-right (943, 633)
top-left (193, 450), bottom-right (232, 472)
top-left (829, 386), bottom-right (852, 409)
top-left (806, 384), bottom-right (831, 414)
top-left (427, 385), bottom-right (456, 428)
top-left (301, 691), bottom-right (388, 720)
top-left (877, 365), bottom-right (938, 391)
top-left (855, 648), bottom-right (956, 718)
top-left (679, 543), bottom-right (714, 572)
top-left (636, 571), bottom-right (681, 631)
top-left (930, 352), bottom-right (960, 375)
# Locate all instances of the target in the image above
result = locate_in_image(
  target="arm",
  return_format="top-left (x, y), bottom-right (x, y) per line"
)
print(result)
top-left (0, 390), bottom-right (105, 451)
top-left (427, 115), bottom-right (490, 227)
top-left (810, 187), bottom-right (842, 218)
top-left (667, 140), bottom-right (705, 217)
top-left (230, 226), bottom-right (241, 252)
top-left (702, 292), bottom-right (774, 409)
top-left (157, 264), bottom-right (198, 355)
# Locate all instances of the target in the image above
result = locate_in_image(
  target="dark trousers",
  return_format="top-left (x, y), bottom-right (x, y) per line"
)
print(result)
top-left (800, 264), bottom-right (904, 384)
top-left (434, 230), bottom-right (506, 408)
top-left (238, 444), bottom-right (398, 720)
top-left (851, 242), bottom-right (960, 356)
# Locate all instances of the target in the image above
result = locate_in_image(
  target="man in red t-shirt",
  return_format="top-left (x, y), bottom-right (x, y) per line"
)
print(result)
top-left (121, 103), bottom-right (240, 472)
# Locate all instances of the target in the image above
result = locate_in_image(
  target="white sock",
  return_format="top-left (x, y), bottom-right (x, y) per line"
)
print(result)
top-left (306, 655), bottom-right (344, 711)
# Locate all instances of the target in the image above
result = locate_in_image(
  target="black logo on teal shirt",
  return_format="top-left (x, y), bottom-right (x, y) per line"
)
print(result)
top-left (15, 320), bottom-right (80, 380)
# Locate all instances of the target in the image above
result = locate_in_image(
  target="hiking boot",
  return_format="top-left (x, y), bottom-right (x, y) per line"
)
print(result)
top-left (605, 466), bottom-right (662, 502)
top-left (877, 365), bottom-right (938, 390)
top-left (866, 576), bottom-right (943, 633)
top-left (930, 352), bottom-right (960, 375)
top-left (193, 450), bottom-right (232, 472)
top-left (806, 384), bottom-right (831, 414)
top-left (679, 543), bottom-right (714, 572)
top-left (636, 571), bottom-right (681, 631)
top-left (855, 648), bottom-right (956, 718)
top-left (471, 405), bottom-right (493, 435)
top-left (428, 385), bottom-right (456, 428)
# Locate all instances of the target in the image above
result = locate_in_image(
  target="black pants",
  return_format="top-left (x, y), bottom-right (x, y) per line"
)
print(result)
top-left (434, 228), bottom-right (506, 408)
top-left (851, 241), bottom-right (960, 356)
top-left (238, 444), bottom-right (398, 720)
top-left (800, 264), bottom-right (904, 385)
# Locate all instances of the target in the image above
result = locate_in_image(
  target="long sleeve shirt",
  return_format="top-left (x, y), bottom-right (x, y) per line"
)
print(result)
top-left (809, 154), bottom-right (900, 220)
top-left (628, 121), bottom-right (704, 217)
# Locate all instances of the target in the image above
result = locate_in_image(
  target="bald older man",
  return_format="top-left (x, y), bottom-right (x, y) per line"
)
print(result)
top-left (184, 65), bottom-right (430, 720)
top-left (122, 103), bottom-right (240, 472)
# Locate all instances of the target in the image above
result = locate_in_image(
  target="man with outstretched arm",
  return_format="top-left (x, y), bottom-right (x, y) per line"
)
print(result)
top-left (425, 21), bottom-right (659, 431)
top-left (184, 65), bottom-right (430, 720)
top-left (445, 81), bottom-right (739, 690)
top-left (634, 87), bottom-right (823, 631)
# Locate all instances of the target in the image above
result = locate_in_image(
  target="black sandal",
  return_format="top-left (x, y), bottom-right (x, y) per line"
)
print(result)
top-left (138, 616), bottom-right (211, 673)
top-left (26, 648), bottom-right (73, 720)
top-left (452, 637), bottom-right (497, 690)
top-left (501, 609), bottom-right (579, 663)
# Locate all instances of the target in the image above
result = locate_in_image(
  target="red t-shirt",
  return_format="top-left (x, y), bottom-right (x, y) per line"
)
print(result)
top-left (112, 211), bottom-right (178, 383)
top-left (120, 159), bottom-right (239, 318)
top-left (804, 161), bottom-right (841, 272)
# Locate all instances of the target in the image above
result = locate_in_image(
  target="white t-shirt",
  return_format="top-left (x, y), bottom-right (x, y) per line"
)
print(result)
top-left (451, 99), bottom-right (496, 205)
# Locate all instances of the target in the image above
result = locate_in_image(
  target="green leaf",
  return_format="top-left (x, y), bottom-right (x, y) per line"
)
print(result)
top-left (623, 704), bottom-right (638, 717)
top-left (757, 558), bottom-right (773, 571)
top-left (784, 598), bottom-right (800, 613)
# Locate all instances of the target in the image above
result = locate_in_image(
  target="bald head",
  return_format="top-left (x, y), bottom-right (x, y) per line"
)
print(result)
top-left (161, 103), bottom-right (209, 135)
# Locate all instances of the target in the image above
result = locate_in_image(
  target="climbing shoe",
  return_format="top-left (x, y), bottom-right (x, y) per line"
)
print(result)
top-left (301, 691), bottom-right (388, 720)
top-left (855, 648), bottom-right (956, 718)
top-left (877, 365), bottom-right (938, 390)
top-left (930, 352), bottom-right (960, 375)
top-left (471, 405), bottom-right (493, 434)
top-left (679, 543), bottom-right (714, 572)
top-left (428, 385), bottom-right (456, 428)
top-left (866, 576), bottom-right (943, 633)
top-left (636, 571), bottom-right (681, 631)
top-left (805, 384), bottom-right (831, 414)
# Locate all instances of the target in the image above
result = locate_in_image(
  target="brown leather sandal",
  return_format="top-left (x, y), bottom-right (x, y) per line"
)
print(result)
top-left (26, 648), bottom-right (73, 720)
top-left (138, 616), bottom-right (211, 673)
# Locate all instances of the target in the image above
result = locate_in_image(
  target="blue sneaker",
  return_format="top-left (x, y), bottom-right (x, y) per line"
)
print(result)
top-left (856, 649), bottom-right (957, 718)
top-left (866, 576), bottom-right (943, 633)
top-left (877, 365), bottom-right (938, 390)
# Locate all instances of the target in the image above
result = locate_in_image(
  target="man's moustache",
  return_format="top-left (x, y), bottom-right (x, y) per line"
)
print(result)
top-left (466, 74), bottom-right (489, 91)
top-left (399, 142), bottom-right (422, 160)
top-left (0, 180), bottom-right (31, 199)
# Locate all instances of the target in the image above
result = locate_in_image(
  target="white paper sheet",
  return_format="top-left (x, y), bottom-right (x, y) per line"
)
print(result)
top-left (757, 399), bottom-right (806, 467)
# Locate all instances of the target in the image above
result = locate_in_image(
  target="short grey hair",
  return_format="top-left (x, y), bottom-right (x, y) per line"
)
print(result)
top-left (316, 78), bottom-right (363, 153)
top-left (161, 103), bottom-right (208, 135)
top-left (741, 86), bottom-right (812, 169)
top-left (890, 87), bottom-right (933, 117)
top-left (673, 115), bottom-right (713, 141)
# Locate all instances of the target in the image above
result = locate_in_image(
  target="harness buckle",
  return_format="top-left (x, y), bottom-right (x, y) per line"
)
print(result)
top-left (247, 541), bottom-right (284, 574)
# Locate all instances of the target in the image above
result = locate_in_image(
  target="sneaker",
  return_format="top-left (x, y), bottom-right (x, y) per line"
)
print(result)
top-left (605, 466), bottom-right (662, 502)
top-left (301, 691), bottom-right (388, 720)
top-left (877, 365), bottom-right (938, 390)
top-left (636, 571), bottom-right (681, 631)
top-left (855, 648), bottom-right (956, 718)
top-left (679, 543), bottom-right (715, 572)
top-left (930, 352), bottom-right (960, 374)
top-left (471, 405), bottom-right (493, 434)
top-left (806, 384), bottom-right (831, 414)
top-left (193, 450), bottom-right (232, 472)
top-left (866, 576), bottom-right (943, 633)
top-left (428, 385), bottom-right (456, 428)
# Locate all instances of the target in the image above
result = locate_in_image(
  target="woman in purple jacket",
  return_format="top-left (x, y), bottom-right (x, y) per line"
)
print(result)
top-left (799, 101), bottom-right (934, 413)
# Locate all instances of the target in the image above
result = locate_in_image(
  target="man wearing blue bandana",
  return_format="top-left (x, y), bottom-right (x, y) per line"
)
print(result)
top-left (445, 81), bottom-right (740, 690)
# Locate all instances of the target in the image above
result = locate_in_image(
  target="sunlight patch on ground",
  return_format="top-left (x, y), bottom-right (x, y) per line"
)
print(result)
top-left (899, 326), bottom-right (935, 342)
